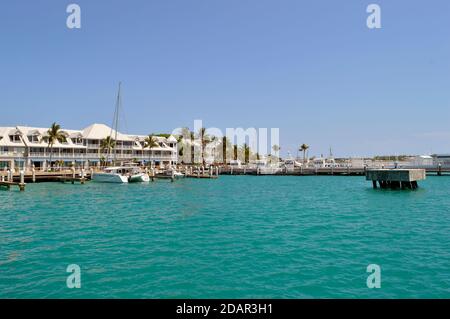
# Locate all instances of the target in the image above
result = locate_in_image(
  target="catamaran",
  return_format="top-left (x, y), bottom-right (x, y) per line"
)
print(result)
top-left (92, 83), bottom-right (149, 184)
top-left (125, 163), bottom-right (150, 182)
top-left (92, 167), bottom-right (130, 183)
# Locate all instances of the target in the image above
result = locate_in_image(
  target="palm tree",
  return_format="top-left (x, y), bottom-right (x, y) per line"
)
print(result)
top-left (180, 127), bottom-right (194, 140)
top-left (300, 143), bottom-right (309, 164)
top-left (221, 136), bottom-right (232, 164)
top-left (233, 145), bottom-right (238, 161)
top-left (198, 127), bottom-right (212, 165)
top-left (240, 143), bottom-right (252, 164)
top-left (176, 127), bottom-right (194, 164)
top-left (143, 134), bottom-right (159, 166)
top-left (46, 122), bottom-right (65, 170)
top-left (100, 136), bottom-right (116, 162)
top-left (100, 155), bottom-right (106, 167)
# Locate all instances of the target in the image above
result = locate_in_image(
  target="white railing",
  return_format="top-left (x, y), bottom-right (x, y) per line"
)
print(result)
top-left (29, 153), bottom-right (87, 158)
top-left (0, 152), bottom-right (25, 157)
top-left (2, 152), bottom-right (177, 162)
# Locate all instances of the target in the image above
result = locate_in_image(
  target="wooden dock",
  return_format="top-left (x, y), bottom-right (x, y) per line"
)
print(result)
top-left (221, 167), bottom-right (367, 176)
top-left (55, 176), bottom-right (87, 184)
top-left (366, 169), bottom-right (426, 189)
top-left (219, 166), bottom-right (450, 176)
top-left (0, 181), bottom-right (26, 191)
top-left (0, 171), bottom-right (91, 183)
top-left (185, 174), bottom-right (218, 179)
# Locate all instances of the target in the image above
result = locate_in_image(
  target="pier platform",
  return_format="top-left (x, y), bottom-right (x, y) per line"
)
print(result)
top-left (366, 169), bottom-right (426, 189)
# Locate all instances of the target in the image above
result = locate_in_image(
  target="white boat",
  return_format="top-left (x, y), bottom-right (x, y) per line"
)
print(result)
top-left (283, 155), bottom-right (302, 172)
top-left (258, 165), bottom-right (282, 175)
top-left (161, 167), bottom-right (184, 178)
top-left (229, 160), bottom-right (242, 168)
top-left (257, 161), bottom-right (282, 175)
top-left (92, 167), bottom-right (129, 183)
top-left (121, 163), bottom-right (150, 183)
top-left (129, 168), bottom-right (150, 183)
top-left (249, 158), bottom-right (282, 175)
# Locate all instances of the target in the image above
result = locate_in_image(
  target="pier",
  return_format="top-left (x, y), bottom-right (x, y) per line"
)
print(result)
top-left (366, 169), bottom-right (426, 190)
top-left (0, 181), bottom-right (26, 191)
top-left (0, 170), bottom-right (26, 191)
top-left (219, 166), bottom-right (450, 176)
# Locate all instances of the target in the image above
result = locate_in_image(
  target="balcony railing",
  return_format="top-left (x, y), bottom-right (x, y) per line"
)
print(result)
top-left (29, 153), bottom-right (87, 158)
top-left (25, 152), bottom-right (177, 161)
top-left (0, 152), bottom-right (26, 157)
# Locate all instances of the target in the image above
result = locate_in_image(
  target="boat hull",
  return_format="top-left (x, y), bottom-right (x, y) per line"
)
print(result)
top-left (92, 172), bottom-right (129, 183)
top-left (258, 167), bottom-right (282, 175)
top-left (129, 173), bottom-right (150, 183)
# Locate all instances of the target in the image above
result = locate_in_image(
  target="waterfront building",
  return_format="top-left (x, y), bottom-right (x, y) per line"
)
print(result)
top-left (409, 155), bottom-right (434, 167)
top-left (432, 154), bottom-right (450, 167)
top-left (310, 156), bottom-right (337, 168)
top-left (0, 123), bottom-right (178, 171)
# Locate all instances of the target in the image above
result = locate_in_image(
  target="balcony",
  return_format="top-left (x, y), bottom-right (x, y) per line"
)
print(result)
top-left (0, 152), bottom-right (26, 157)
top-left (29, 153), bottom-right (87, 159)
top-left (3, 152), bottom-right (177, 162)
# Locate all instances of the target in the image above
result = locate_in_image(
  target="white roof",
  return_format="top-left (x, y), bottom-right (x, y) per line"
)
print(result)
top-left (15, 126), bottom-right (86, 149)
top-left (167, 135), bottom-right (177, 143)
top-left (0, 127), bottom-right (23, 147)
top-left (0, 124), bottom-right (177, 150)
top-left (82, 123), bottom-right (132, 141)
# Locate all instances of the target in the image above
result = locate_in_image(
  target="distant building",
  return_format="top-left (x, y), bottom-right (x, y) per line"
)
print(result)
top-left (410, 155), bottom-right (434, 167)
top-left (0, 123), bottom-right (178, 171)
top-left (432, 154), bottom-right (450, 167)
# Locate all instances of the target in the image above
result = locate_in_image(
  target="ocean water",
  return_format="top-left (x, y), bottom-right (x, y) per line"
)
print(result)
top-left (0, 175), bottom-right (449, 298)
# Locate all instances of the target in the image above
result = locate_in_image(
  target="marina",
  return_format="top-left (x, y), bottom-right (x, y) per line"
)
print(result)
top-left (0, 164), bottom-right (449, 192)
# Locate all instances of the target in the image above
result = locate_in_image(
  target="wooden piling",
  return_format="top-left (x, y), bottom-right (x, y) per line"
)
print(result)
top-left (19, 171), bottom-right (25, 191)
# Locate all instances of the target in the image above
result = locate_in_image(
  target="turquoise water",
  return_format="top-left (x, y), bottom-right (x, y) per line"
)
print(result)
top-left (0, 176), bottom-right (449, 298)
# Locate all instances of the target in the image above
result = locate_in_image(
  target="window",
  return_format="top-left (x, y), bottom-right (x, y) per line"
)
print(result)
top-left (9, 135), bottom-right (21, 142)
top-left (27, 135), bottom-right (40, 143)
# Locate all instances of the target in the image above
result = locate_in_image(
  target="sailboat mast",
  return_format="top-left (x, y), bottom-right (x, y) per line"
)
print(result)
top-left (111, 82), bottom-right (121, 163)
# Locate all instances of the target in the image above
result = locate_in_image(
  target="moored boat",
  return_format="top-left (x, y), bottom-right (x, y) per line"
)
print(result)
top-left (92, 167), bottom-right (129, 183)
top-left (129, 170), bottom-right (150, 183)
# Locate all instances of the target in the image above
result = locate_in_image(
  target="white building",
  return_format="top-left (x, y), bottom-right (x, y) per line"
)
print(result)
top-left (0, 123), bottom-right (178, 171)
top-left (432, 154), bottom-right (450, 167)
top-left (409, 155), bottom-right (434, 167)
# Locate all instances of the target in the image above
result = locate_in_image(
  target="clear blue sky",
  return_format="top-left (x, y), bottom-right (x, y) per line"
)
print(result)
top-left (1, 0), bottom-right (449, 157)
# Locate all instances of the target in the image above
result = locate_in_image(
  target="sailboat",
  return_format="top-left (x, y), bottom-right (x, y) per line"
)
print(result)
top-left (92, 83), bottom-right (149, 183)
